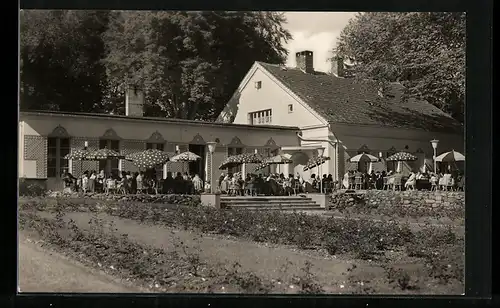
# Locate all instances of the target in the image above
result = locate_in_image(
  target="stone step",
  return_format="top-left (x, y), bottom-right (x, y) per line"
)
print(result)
top-left (221, 199), bottom-right (315, 205)
top-left (221, 196), bottom-right (310, 201)
top-left (223, 202), bottom-right (319, 208)
top-left (227, 205), bottom-right (324, 211)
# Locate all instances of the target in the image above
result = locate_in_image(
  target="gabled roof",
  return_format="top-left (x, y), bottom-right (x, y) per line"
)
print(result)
top-left (258, 62), bottom-right (463, 134)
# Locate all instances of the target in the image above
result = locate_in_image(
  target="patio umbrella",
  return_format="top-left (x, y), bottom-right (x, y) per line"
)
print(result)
top-left (64, 148), bottom-right (93, 176)
top-left (219, 152), bottom-right (264, 170)
top-left (254, 162), bottom-right (271, 172)
top-left (386, 151), bottom-right (417, 173)
top-left (435, 150), bottom-right (465, 162)
top-left (347, 153), bottom-right (379, 163)
top-left (170, 151), bottom-right (201, 174)
top-left (84, 148), bottom-right (124, 177)
top-left (85, 148), bottom-right (125, 160)
top-left (170, 151), bottom-right (201, 162)
top-left (348, 153), bottom-right (379, 173)
top-left (303, 156), bottom-right (330, 172)
top-left (127, 149), bottom-right (170, 170)
top-left (264, 154), bottom-right (293, 174)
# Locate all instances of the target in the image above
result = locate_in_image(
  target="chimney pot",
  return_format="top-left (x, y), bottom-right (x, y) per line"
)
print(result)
top-left (296, 50), bottom-right (314, 74)
top-left (331, 56), bottom-right (345, 78)
top-left (125, 86), bottom-right (144, 117)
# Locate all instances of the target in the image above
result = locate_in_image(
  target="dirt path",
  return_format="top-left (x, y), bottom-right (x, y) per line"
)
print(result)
top-left (18, 232), bottom-right (144, 293)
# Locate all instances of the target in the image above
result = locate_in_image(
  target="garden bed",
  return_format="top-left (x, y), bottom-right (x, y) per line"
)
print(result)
top-left (18, 197), bottom-right (465, 294)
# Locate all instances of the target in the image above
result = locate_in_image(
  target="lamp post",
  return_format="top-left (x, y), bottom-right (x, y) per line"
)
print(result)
top-left (317, 147), bottom-right (325, 194)
top-left (81, 140), bottom-right (88, 176)
top-left (207, 141), bottom-right (217, 194)
top-left (430, 139), bottom-right (439, 174)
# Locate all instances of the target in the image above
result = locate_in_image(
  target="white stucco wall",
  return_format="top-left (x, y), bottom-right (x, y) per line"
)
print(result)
top-left (217, 64), bottom-right (325, 127)
top-left (20, 114), bottom-right (300, 148)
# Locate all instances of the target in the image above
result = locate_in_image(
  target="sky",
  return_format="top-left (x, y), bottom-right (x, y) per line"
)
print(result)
top-left (282, 12), bottom-right (357, 73)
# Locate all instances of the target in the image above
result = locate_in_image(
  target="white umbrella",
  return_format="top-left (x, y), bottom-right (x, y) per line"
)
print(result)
top-left (348, 153), bottom-right (379, 163)
top-left (435, 150), bottom-right (465, 162)
top-left (170, 151), bottom-right (201, 162)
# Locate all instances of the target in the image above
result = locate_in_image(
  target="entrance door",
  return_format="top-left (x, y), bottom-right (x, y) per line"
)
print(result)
top-left (188, 144), bottom-right (205, 179)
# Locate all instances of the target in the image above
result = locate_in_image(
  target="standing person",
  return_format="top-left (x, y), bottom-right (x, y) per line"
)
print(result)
top-left (88, 170), bottom-right (96, 193)
top-left (130, 172), bottom-right (138, 194)
top-left (136, 171), bottom-right (144, 194)
top-left (192, 174), bottom-right (203, 193)
top-left (218, 173), bottom-right (225, 191)
top-left (81, 171), bottom-right (89, 193)
top-left (96, 170), bottom-right (105, 193)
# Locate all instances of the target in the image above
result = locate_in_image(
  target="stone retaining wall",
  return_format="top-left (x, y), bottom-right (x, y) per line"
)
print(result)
top-left (328, 190), bottom-right (465, 221)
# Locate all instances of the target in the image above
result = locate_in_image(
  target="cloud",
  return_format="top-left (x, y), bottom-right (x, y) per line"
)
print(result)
top-left (281, 12), bottom-right (357, 73)
top-left (284, 31), bottom-right (341, 73)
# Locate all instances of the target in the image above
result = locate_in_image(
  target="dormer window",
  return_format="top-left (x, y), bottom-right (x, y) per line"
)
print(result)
top-left (254, 81), bottom-right (262, 89)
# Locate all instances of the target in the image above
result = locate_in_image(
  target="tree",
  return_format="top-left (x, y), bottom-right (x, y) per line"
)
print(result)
top-left (20, 10), bottom-right (110, 112)
top-left (102, 11), bottom-right (291, 120)
top-left (333, 12), bottom-right (466, 122)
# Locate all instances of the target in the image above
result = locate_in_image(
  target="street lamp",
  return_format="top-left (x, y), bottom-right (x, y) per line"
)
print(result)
top-left (207, 141), bottom-right (217, 194)
top-left (317, 147), bottom-right (325, 194)
top-left (81, 140), bottom-right (89, 177)
top-left (430, 139), bottom-right (439, 174)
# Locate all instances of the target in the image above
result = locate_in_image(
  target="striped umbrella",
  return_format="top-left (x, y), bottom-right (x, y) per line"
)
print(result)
top-left (219, 152), bottom-right (264, 170)
top-left (347, 153), bottom-right (379, 163)
top-left (435, 150), bottom-right (465, 162)
top-left (127, 149), bottom-right (170, 170)
top-left (303, 156), bottom-right (331, 171)
top-left (85, 148), bottom-right (125, 160)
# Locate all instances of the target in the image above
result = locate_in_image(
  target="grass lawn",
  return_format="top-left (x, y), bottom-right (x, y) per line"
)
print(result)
top-left (18, 196), bottom-right (464, 294)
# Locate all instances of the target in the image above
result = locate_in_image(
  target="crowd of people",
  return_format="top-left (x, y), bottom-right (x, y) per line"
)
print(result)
top-left (341, 169), bottom-right (465, 191)
top-left (62, 170), bottom-right (211, 194)
top-left (61, 167), bottom-right (464, 196)
top-left (217, 172), bottom-right (337, 196)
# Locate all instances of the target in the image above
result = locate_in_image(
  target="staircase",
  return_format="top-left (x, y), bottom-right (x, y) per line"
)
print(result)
top-left (221, 195), bottom-right (324, 211)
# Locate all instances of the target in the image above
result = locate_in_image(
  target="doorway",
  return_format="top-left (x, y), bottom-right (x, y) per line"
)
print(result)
top-left (188, 144), bottom-right (205, 179)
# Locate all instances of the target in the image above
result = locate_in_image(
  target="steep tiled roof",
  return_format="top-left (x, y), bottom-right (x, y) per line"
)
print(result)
top-left (258, 62), bottom-right (463, 134)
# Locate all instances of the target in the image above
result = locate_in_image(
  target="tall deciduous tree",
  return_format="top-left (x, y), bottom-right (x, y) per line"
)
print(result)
top-left (333, 12), bottom-right (465, 122)
top-left (102, 11), bottom-right (291, 120)
top-left (20, 10), bottom-right (110, 112)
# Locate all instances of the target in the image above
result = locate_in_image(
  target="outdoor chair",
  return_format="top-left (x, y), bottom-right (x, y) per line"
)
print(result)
top-left (293, 181), bottom-right (301, 195)
top-left (382, 177), bottom-right (389, 190)
top-left (354, 176), bottom-right (363, 190)
top-left (105, 179), bottom-right (117, 194)
top-left (393, 177), bottom-right (402, 191)
top-left (348, 177), bottom-right (355, 189)
top-left (445, 178), bottom-right (455, 191)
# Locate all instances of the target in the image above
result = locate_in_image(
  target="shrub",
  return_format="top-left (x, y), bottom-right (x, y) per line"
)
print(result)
top-left (19, 179), bottom-right (46, 197)
top-left (293, 261), bottom-right (324, 294)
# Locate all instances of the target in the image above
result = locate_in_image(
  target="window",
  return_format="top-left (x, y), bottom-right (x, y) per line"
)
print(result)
top-left (146, 143), bottom-right (164, 151)
top-left (254, 81), bottom-right (262, 89)
top-left (47, 137), bottom-right (70, 178)
top-left (249, 109), bottom-right (272, 125)
top-left (227, 147), bottom-right (243, 174)
top-left (99, 139), bottom-right (120, 176)
top-left (288, 104), bottom-right (293, 113)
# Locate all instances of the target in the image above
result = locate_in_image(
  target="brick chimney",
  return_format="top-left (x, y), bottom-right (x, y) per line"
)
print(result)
top-left (331, 56), bottom-right (345, 78)
top-left (125, 86), bottom-right (144, 117)
top-left (296, 50), bottom-right (314, 74)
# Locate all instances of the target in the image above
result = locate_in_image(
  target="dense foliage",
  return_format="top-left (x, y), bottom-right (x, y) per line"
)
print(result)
top-left (20, 10), bottom-right (291, 120)
top-left (334, 12), bottom-right (466, 122)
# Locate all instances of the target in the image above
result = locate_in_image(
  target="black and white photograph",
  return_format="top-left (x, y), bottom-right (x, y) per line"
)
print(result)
top-left (18, 11), bottom-right (466, 295)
